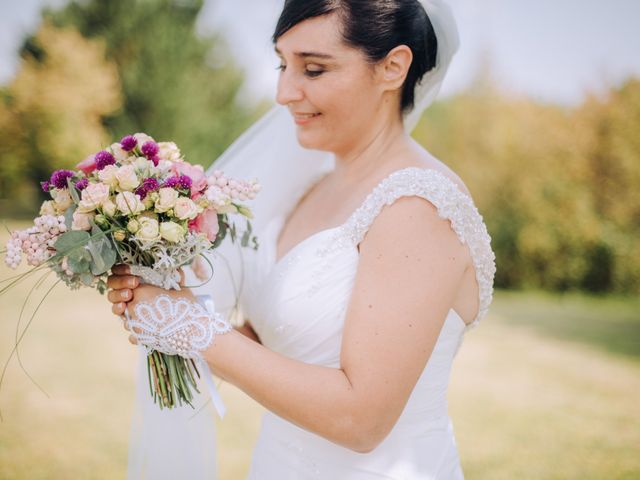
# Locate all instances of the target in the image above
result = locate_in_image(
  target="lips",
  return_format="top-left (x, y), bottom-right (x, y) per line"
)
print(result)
top-left (292, 111), bottom-right (322, 126)
top-left (294, 112), bottom-right (321, 119)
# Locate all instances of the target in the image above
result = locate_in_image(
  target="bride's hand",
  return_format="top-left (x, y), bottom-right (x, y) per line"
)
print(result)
top-left (106, 264), bottom-right (141, 317)
top-left (107, 265), bottom-right (190, 344)
top-left (107, 264), bottom-right (186, 316)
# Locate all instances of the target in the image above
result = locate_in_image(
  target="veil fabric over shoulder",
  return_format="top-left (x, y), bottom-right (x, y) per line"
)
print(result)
top-left (126, 1), bottom-right (459, 478)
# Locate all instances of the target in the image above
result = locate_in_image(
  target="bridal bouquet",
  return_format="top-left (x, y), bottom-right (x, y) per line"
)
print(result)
top-left (3, 133), bottom-right (260, 409)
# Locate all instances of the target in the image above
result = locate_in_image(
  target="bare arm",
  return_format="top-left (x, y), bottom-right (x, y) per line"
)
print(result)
top-left (116, 196), bottom-right (469, 452)
top-left (235, 321), bottom-right (261, 343)
top-left (204, 197), bottom-right (468, 452)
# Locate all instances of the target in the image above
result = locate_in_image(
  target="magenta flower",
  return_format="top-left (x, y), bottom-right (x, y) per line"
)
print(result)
top-left (141, 141), bottom-right (159, 159)
top-left (162, 176), bottom-right (179, 188)
top-left (163, 175), bottom-right (192, 190)
top-left (95, 151), bottom-right (116, 170)
top-left (75, 178), bottom-right (89, 191)
top-left (40, 181), bottom-right (51, 193)
top-left (50, 170), bottom-right (75, 189)
top-left (151, 155), bottom-right (160, 167)
top-left (135, 177), bottom-right (160, 199)
top-left (120, 135), bottom-right (137, 152)
top-left (178, 175), bottom-right (192, 190)
top-left (173, 161), bottom-right (207, 194)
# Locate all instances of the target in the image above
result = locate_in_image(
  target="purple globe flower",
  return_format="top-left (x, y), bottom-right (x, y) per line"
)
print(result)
top-left (151, 154), bottom-right (160, 167)
top-left (40, 181), bottom-right (51, 193)
top-left (141, 141), bottom-right (159, 160)
top-left (135, 177), bottom-right (160, 199)
top-left (49, 170), bottom-right (75, 189)
top-left (163, 176), bottom-right (180, 189)
top-left (142, 177), bottom-right (160, 191)
top-left (75, 178), bottom-right (89, 191)
top-left (95, 150), bottom-right (116, 170)
top-left (178, 175), bottom-right (192, 190)
top-left (120, 135), bottom-right (138, 152)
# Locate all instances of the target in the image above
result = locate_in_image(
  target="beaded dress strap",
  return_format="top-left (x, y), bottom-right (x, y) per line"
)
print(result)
top-left (342, 167), bottom-right (496, 327)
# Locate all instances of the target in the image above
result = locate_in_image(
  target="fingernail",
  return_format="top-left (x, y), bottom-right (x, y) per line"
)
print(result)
top-left (129, 279), bottom-right (137, 287)
top-left (121, 290), bottom-right (129, 299)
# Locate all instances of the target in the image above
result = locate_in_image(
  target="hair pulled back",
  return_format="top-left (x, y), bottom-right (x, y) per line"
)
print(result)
top-left (273, 0), bottom-right (438, 113)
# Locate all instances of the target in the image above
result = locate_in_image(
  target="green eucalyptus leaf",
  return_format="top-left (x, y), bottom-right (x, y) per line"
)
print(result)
top-left (67, 255), bottom-right (91, 274)
top-left (88, 226), bottom-right (109, 274)
top-left (64, 207), bottom-right (76, 231)
top-left (80, 272), bottom-right (95, 286)
top-left (55, 231), bottom-right (90, 256)
top-left (66, 178), bottom-right (80, 204)
top-left (241, 228), bottom-right (250, 248)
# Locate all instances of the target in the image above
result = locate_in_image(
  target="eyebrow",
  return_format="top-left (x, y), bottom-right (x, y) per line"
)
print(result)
top-left (274, 46), bottom-right (334, 60)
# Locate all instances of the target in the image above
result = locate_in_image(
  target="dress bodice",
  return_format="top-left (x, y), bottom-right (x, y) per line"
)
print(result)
top-left (243, 167), bottom-right (496, 479)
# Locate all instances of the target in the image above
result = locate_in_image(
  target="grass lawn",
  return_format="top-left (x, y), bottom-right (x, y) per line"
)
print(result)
top-left (0, 221), bottom-right (638, 479)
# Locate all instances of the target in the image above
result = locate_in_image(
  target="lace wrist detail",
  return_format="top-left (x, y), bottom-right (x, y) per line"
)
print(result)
top-left (128, 295), bottom-right (232, 358)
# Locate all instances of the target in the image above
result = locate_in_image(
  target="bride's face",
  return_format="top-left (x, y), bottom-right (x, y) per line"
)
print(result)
top-left (275, 13), bottom-right (387, 153)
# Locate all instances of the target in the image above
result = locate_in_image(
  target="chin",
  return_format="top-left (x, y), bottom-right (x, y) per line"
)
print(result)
top-left (295, 131), bottom-right (332, 152)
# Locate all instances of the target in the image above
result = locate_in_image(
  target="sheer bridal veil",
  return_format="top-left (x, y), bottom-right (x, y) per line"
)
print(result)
top-left (127, 1), bottom-right (459, 478)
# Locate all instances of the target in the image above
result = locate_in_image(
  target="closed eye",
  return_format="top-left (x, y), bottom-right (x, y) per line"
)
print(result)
top-left (275, 64), bottom-right (325, 78)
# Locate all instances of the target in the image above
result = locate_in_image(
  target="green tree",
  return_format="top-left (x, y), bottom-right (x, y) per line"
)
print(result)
top-left (46, 0), bottom-right (256, 168)
top-left (414, 77), bottom-right (640, 294)
top-left (0, 21), bottom-right (122, 216)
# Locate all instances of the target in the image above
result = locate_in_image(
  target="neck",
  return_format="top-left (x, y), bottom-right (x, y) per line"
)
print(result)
top-left (331, 111), bottom-right (410, 184)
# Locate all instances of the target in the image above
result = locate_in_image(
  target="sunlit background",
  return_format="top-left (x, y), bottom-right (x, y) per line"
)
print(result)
top-left (0, 1), bottom-right (638, 479)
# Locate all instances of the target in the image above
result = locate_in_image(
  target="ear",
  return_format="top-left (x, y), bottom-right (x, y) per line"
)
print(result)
top-left (378, 45), bottom-right (413, 92)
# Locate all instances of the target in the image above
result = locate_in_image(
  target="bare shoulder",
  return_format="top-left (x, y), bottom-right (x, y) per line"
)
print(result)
top-left (357, 190), bottom-right (471, 282)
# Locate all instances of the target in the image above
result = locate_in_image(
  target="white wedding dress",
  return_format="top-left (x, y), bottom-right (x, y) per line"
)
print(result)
top-left (238, 166), bottom-right (495, 480)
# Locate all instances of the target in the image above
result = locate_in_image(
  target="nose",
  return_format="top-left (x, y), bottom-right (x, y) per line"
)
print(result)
top-left (276, 69), bottom-right (304, 106)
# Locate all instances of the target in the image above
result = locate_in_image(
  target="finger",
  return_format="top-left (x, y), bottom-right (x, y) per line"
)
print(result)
top-left (123, 318), bottom-right (131, 331)
top-left (132, 326), bottom-right (143, 335)
top-left (128, 335), bottom-right (138, 345)
top-left (179, 268), bottom-right (186, 287)
top-left (107, 289), bottom-right (132, 304)
top-left (111, 264), bottom-right (131, 275)
top-left (112, 302), bottom-right (126, 316)
top-left (107, 275), bottom-right (139, 290)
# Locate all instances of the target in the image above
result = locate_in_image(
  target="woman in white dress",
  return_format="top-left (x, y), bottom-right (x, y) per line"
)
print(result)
top-left (108, 0), bottom-right (496, 478)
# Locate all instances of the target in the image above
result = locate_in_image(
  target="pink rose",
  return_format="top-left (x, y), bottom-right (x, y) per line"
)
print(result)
top-left (190, 209), bottom-right (219, 241)
top-left (76, 154), bottom-right (97, 175)
top-left (173, 162), bottom-right (207, 195)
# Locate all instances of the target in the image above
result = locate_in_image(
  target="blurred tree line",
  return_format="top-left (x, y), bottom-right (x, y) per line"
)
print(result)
top-left (415, 78), bottom-right (640, 294)
top-left (0, 0), bottom-right (637, 294)
top-left (0, 0), bottom-right (259, 216)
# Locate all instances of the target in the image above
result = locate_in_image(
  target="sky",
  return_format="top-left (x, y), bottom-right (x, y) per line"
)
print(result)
top-left (1, 0), bottom-right (639, 106)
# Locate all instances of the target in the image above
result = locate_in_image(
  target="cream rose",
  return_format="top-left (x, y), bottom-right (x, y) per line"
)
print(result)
top-left (50, 188), bottom-right (73, 212)
top-left (135, 217), bottom-right (160, 242)
top-left (115, 191), bottom-right (145, 215)
top-left (134, 156), bottom-right (153, 172)
top-left (110, 142), bottom-right (129, 162)
top-left (127, 218), bottom-right (141, 234)
top-left (159, 221), bottom-right (185, 243)
top-left (174, 197), bottom-right (199, 220)
top-left (157, 142), bottom-right (182, 162)
top-left (39, 201), bottom-right (57, 216)
top-left (102, 199), bottom-right (117, 217)
top-left (72, 211), bottom-right (94, 231)
top-left (98, 165), bottom-right (119, 187)
top-left (115, 165), bottom-right (140, 191)
top-left (155, 187), bottom-right (179, 213)
top-left (78, 183), bottom-right (111, 212)
top-left (134, 133), bottom-right (155, 145)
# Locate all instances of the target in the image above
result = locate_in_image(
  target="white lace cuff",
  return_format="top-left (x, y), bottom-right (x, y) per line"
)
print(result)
top-left (127, 294), bottom-right (232, 359)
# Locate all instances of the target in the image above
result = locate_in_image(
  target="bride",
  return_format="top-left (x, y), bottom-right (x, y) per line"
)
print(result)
top-left (107, 0), bottom-right (496, 478)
